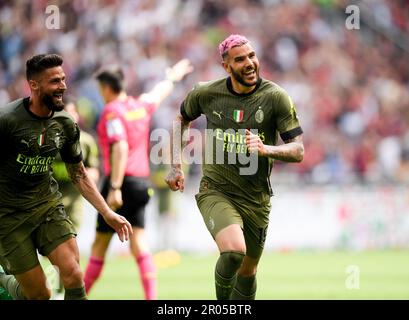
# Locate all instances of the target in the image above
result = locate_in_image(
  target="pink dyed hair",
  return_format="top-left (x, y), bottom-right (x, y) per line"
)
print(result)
top-left (218, 34), bottom-right (250, 59)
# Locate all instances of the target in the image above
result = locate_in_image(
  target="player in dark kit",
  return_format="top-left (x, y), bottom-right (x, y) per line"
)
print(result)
top-left (166, 35), bottom-right (304, 300)
top-left (0, 54), bottom-right (132, 300)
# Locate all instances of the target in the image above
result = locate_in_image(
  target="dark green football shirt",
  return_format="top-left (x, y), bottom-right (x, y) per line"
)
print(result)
top-left (0, 98), bottom-right (83, 218)
top-left (181, 77), bottom-right (303, 203)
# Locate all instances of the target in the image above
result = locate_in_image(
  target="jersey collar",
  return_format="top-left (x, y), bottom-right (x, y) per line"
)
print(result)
top-left (23, 97), bottom-right (55, 120)
top-left (226, 77), bottom-right (262, 97)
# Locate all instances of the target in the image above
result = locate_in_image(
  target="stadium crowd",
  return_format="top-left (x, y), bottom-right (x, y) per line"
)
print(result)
top-left (1, 0), bottom-right (408, 185)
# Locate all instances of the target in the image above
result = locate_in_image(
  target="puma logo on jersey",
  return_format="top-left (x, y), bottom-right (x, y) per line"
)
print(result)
top-left (213, 110), bottom-right (222, 120)
top-left (20, 139), bottom-right (30, 148)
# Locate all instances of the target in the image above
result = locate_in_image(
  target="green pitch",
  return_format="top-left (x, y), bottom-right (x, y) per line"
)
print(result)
top-left (80, 250), bottom-right (409, 300)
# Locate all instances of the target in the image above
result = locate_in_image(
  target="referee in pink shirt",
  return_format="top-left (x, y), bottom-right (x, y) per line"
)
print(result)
top-left (84, 59), bottom-right (193, 299)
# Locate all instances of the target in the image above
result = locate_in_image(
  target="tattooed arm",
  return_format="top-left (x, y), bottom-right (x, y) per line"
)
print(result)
top-left (65, 161), bottom-right (132, 241)
top-left (66, 162), bottom-right (107, 213)
top-left (245, 131), bottom-right (304, 163)
top-left (165, 114), bottom-right (191, 192)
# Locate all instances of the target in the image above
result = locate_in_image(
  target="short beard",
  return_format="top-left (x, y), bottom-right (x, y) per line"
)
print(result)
top-left (231, 67), bottom-right (259, 88)
top-left (42, 94), bottom-right (64, 112)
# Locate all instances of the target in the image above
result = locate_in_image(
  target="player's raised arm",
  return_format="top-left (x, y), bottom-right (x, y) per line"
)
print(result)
top-left (65, 161), bottom-right (132, 242)
top-left (165, 114), bottom-right (191, 192)
top-left (139, 59), bottom-right (194, 108)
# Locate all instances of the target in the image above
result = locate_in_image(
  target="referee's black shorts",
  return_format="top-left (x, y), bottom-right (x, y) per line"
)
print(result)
top-left (96, 176), bottom-right (152, 233)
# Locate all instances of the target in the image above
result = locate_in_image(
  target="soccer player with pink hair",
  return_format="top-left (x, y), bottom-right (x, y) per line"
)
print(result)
top-left (166, 35), bottom-right (304, 299)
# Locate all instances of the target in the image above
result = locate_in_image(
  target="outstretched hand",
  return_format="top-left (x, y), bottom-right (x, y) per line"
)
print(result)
top-left (166, 59), bottom-right (194, 82)
top-left (103, 211), bottom-right (133, 242)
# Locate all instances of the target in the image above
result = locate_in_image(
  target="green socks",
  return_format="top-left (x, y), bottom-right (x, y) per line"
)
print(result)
top-left (230, 274), bottom-right (257, 300)
top-left (64, 286), bottom-right (87, 300)
top-left (215, 251), bottom-right (245, 300)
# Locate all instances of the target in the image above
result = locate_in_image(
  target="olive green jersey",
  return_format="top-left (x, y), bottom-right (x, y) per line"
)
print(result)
top-left (0, 98), bottom-right (83, 213)
top-left (181, 77), bottom-right (302, 203)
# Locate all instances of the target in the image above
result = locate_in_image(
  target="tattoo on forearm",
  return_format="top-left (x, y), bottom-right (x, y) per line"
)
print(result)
top-left (268, 136), bottom-right (304, 162)
top-left (172, 116), bottom-right (191, 165)
top-left (66, 162), bottom-right (87, 184)
top-left (181, 120), bottom-right (190, 150)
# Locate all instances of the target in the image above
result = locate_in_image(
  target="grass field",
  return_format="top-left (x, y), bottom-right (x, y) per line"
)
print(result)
top-left (77, 250), bottom-right (409, 300)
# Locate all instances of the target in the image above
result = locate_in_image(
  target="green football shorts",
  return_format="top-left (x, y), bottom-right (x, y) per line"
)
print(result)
top-left (195, 179), bottom-right (271, 260)
top-left (0, 204), bottom-right (76, 275)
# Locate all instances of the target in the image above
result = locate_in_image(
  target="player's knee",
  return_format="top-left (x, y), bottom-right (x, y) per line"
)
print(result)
top-left (61, 263), bottom-right (83, 288)
top-left (25, 287), bottom-right (52, 300)
top-left (220, 251), bottom-right (245, 270)
top-left (231, 242), bottom-right (246, 254)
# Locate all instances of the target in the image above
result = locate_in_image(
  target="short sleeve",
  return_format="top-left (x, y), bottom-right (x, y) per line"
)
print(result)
top-left (180, 86), bottom-right (202, 121)
top-left (60, 121), bottom-right (83, 164)
top-left (104, 110), bottom-right (127, 144)
top-left (274, 89), bottom-right (303, 141)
